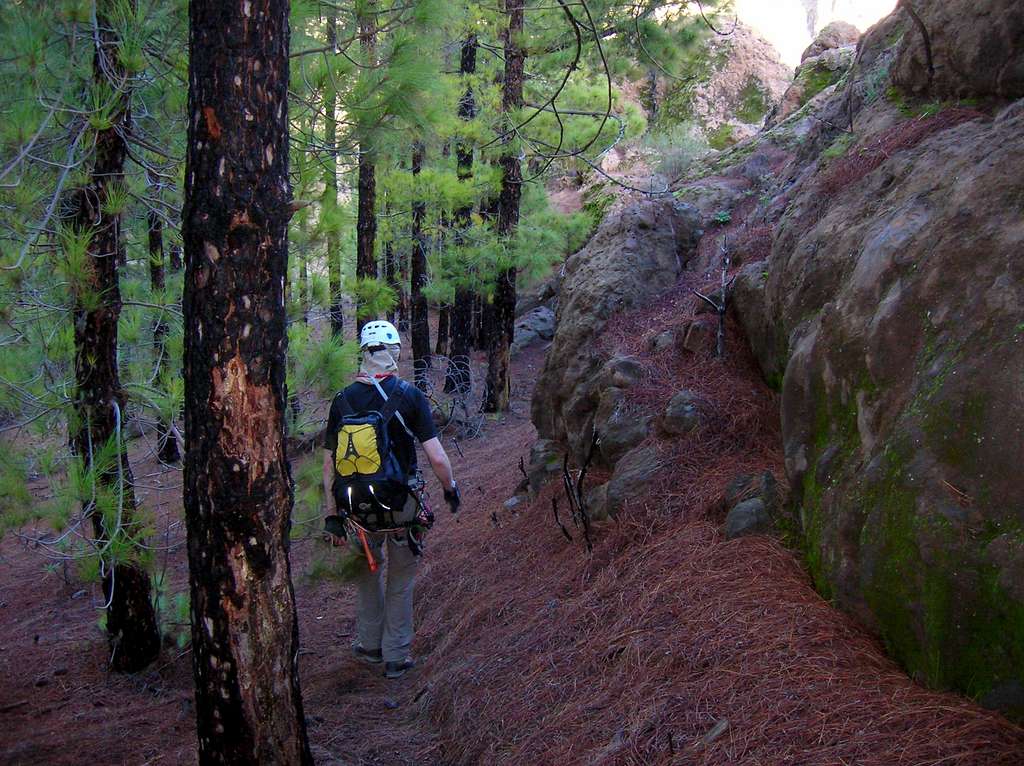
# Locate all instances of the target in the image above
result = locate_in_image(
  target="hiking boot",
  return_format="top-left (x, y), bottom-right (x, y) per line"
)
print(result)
top-left (384, 657), bottom-right (416, 679)
top-left (352, 644), bottom-right (383, 665)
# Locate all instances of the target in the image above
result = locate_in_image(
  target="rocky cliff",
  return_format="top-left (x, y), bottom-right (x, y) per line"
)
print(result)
top-left (531, 1), bottom-right (1024, 718)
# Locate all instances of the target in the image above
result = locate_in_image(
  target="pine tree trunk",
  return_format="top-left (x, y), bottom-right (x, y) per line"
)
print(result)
top-left (445, 35), bottom-right (477, 395)
top-left (445, 290), bottom-right (472, 394)
top-left (182, 3), bottom-right (313, 763)
top-left (147, 208), bottom-right (180, 464)
top-left (383, 196), bottom-right (398, 323)
top-left (435, 304), bottom-right (450, 357)
top-left (300, 255), bottom-right (310, 325)
top-left (471, 295), bottom-right (485, 350)
top-left (410, 143), bottom-right (430, 388)
top-left (68, 0), bottom-right (160, 673)
top-left (646, 67), bottom-right (658, 127)
top-left (355, 5), bottom-right (378, 334)
top-left (324, 13), bottom-right (344, 339)
top-left (170, 244), bottom-right (183, 271)
top-left (396, 246), bottom-right (409, 331)
top-left (483, 0), bottom-right (524, 413)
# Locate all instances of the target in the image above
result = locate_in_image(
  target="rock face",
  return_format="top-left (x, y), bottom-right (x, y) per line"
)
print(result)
top-left (892, 0), bottom-right (1024, 100)
top-left (770, 22), bottom-right (860, 126)
top-left (529, 0), bottom-right (1024, 717)
top-left (729, 6), bottom-right (1024, 713)
top-left (531, 199), bottom-right (701, 464)
top-left (661, 22), bottom-right (793, 143)
top-left (800, 21), bottom-right (860, 62)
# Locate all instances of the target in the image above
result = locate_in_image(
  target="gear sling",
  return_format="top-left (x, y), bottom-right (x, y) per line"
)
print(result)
top-left (331, 378), bottom-right (416, 532)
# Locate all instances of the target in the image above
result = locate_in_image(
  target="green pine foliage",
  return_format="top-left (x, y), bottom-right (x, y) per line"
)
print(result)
top-left (0, 0), bottom-right (740, 599)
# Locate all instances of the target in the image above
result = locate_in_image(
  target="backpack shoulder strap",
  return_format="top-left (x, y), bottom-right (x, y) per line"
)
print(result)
top-left (334, 387), bottom-right (354, 417)
top-left (371, 378), bottom-right (416, 439)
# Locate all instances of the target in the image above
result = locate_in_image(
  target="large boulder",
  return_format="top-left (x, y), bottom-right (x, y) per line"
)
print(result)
top-left (531, 199), bottom-right (701, 465)
top-left (892, 0), bottom-right (1024, 100)
top-left (751, 95), bottom-right (1024, 711)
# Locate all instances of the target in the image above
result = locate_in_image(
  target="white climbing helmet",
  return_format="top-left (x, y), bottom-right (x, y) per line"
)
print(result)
top-left (359, 320), bottom-right (401, 349)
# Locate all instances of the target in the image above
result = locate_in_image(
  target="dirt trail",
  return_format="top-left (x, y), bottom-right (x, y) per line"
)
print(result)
top-left (0, 345), bottom-right (545, 766)
top-left (2, 334), bottom-right (1023, 764)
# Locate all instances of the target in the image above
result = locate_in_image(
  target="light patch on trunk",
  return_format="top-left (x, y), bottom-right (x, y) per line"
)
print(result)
top-left (210, 352), bottom-right (279, 482)
top-left (205, 242), bottom-right (220, 262)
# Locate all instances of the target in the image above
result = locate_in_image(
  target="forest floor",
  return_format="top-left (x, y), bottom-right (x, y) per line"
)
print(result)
top-left (2, 324), bottom-right (1024, 764)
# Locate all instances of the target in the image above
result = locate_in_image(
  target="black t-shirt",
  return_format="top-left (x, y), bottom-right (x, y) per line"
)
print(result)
top-left (324, 376), bottom-right (436, 476)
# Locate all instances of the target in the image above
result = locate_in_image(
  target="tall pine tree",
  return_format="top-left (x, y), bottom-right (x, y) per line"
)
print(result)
top-left (182, 1), bottom-right (312, 761)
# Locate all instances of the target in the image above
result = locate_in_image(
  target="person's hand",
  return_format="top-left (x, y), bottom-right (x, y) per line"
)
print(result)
top-left (324, 515), bottom-right (347, 545)
top-left (443, 482), bottom-right (461, 514)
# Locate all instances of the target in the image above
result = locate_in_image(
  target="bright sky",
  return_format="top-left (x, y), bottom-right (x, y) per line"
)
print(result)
top-left (733, 0), bottom-right (898, 67)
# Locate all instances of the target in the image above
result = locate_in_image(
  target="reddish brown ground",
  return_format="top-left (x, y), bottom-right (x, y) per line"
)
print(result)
top-left (2, 316), bottom-right (1023, 764)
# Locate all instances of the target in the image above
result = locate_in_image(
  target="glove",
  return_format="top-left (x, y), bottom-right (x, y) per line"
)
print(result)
top-left (443, 482), bottom-right (461, 514)
top-left (324, 515), bottom-right (348, 544)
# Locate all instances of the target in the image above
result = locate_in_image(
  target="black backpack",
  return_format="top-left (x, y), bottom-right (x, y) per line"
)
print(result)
top-left (330, 380), bottom-right (412, 531)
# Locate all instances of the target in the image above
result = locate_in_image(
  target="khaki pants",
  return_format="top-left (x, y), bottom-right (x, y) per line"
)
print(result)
top-left (350, 496), bottom-right (420, 663)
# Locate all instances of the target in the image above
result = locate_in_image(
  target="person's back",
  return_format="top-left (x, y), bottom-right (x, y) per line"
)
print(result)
top-left (322, 320), bottom-right (461, 679)
top-left (330, 374), bottom-right (434, 480)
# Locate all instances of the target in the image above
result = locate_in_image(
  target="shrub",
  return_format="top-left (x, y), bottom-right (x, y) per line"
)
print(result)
top-left (640, 123), bottom-right (709, 179)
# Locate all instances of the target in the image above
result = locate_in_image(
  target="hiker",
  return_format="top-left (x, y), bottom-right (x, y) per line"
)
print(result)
top-left (323, 319), bottom-right (461, 679)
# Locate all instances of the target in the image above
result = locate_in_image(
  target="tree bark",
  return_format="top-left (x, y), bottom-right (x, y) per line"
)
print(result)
top-left (67, 0), bottom-right (160, 674)
top-left (483, 0), bottom-right (524, 413)
top-left (383, 196), bottom-right (398, 323)
top-left (435, 303), bottom-right (450, 357)
top-left (445, 35), bottom-right (478, 395)
top-left (410, 142), bottom-right (430, 389)
top-left (169, 243), bottom-right (183, 272)
top-left (147, 206), bottom-right (180, 464)
top-left (299, 254), bottom-right (310, 325)
top-left (355, 3), bottom-right (378, 334)
top-left (182, 2), bottom-right (312, 763)
top-left (324, 13), bottom-right (344, 339)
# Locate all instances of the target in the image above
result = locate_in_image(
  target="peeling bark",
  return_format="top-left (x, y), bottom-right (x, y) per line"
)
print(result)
top-left (182, 2), bottom-right (312, 763)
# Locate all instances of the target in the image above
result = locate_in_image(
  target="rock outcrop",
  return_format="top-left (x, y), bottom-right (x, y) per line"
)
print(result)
top-left (725, 3), bottom-right (1024, 714)
top-left (531, 0), bottom-right (1024, 719)
top-left (800, 20), bottom-right (860, 62)
top-left (531, 199), bottom-right (701, 464)
top-left (660, 22), bottom-right (793, 144)
top-left (892, 0), bottom-right (1024, 100)
top-left (769, 22), bottom-right (859, 126)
